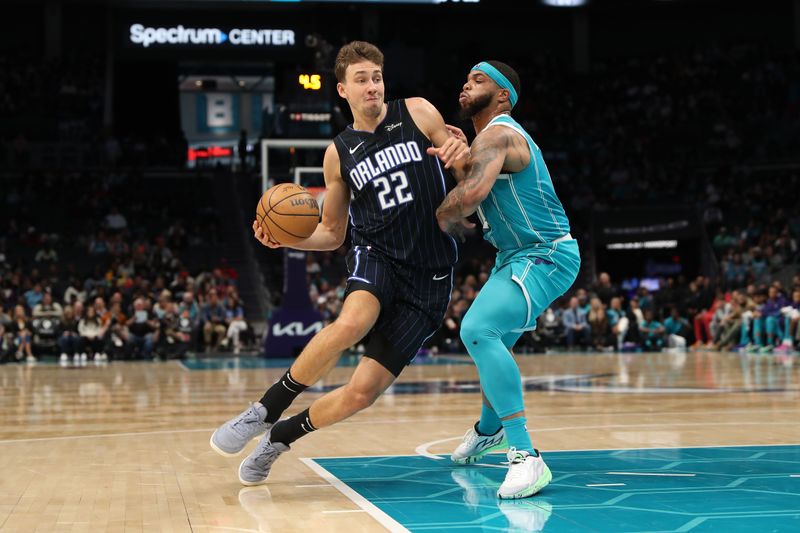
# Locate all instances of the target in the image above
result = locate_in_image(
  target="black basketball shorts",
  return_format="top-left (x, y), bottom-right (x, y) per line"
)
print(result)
top-left (344, 245), bottom-right (453, 376)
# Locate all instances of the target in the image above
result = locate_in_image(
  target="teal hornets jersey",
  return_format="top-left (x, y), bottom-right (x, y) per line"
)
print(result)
top-left (475, 114), bottom-right (570, 252)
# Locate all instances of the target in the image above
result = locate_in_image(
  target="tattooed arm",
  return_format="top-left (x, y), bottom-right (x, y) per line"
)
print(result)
top-left (435, 125), bottom-right (530, 234)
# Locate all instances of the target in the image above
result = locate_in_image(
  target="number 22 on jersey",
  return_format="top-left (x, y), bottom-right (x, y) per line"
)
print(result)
top-left (373, 170), bottom-right (413, 210)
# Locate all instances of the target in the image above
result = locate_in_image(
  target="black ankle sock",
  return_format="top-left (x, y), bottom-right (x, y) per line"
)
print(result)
top-left (259, 370), bottom-right (308, 423)
top-left (269, 408), bottom-right (317, 446)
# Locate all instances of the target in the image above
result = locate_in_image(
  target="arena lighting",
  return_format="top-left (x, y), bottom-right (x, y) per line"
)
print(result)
top-left (540, 0), bottom-right (587, 6)
top-left (606, 240), bottom-right (679, 250)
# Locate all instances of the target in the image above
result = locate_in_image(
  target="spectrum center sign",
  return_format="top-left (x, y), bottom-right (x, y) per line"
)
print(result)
top-left (129, 23), bottom-right (296, 48)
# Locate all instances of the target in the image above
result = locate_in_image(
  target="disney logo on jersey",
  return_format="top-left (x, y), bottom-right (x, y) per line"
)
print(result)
top-left (384, 122), bottom-right (402, 132)
top-left (348, 140), bottom-right (422, 191)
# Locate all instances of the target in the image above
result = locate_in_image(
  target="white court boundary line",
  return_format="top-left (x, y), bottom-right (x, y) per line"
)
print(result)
top-left (300, 457), bottom-right (408, 533)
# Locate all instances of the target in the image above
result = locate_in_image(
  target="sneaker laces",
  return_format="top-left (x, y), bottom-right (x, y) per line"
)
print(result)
top-left (252, 440), bottom-right (279, 466)
top-left (231, 404), bottom-right (261, 437)
top-left (252, 439), bottom-right (289, 469)
top-left (504, 447), bottom-right (531, 483)
top-left (460, 427), bottom-right (479, 449)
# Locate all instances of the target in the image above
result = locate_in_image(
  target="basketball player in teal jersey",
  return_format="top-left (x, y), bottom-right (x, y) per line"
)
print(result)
top-left (429, 61), bottom-right (580, 499)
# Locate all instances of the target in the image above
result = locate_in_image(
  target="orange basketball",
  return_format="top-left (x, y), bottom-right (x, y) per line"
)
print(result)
top-left (256, 183), bottom-right (320, 245)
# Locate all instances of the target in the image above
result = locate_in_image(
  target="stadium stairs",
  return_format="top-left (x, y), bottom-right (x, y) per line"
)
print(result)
top-left (212, 169), bottom-right (269, 335)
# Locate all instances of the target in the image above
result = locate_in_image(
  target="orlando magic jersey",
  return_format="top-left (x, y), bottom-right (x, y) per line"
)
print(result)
top-left (333, 99), bottom-right (458, 270)
top-left (476, 114), bottom-right (571, 251)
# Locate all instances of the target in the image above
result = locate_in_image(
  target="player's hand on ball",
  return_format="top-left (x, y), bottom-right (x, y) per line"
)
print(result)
top-left (426, 136), bottom-right (469, 169)
top-left (252, 219), bottom-right (281, 248)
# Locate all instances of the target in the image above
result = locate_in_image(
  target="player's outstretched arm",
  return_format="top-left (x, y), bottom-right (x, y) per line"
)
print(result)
top-left (289, 144), bottom-right (351, 251)
top-left (253, 144), bottom-right (350, 251)
top-left (435, 127), bottom-right (512, 235)
top-left (405, 97), bottom-right (469, 178)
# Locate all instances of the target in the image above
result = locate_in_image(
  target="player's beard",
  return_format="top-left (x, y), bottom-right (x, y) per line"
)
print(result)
top-left (459, 92), bottom-right (492, 120)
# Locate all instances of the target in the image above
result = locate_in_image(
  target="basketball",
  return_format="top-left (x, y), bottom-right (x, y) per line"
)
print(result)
top-left (256, 183), bottom-right (320, 245)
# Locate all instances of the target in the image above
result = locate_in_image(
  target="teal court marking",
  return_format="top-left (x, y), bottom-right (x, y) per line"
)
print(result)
top-left (303, 445), bottom-right (800, 532)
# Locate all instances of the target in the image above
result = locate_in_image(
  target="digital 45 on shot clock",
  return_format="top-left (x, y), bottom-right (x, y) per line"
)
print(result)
top-left (298, 73), bottom-right (322, 90)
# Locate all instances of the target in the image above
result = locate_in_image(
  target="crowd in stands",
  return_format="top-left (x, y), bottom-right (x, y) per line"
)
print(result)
top-left (268, 43), bottom-right (800, 358)
top-left (422, 271), bottom-right (800, 357)
top-left (0, 263), bottom-right (250, 364)
top-left (0, 170), bottom-right (252, 364)
top-left (3, 42), bottom-right (800, 362)
top-left (299, 242), bottom-right (800, 358)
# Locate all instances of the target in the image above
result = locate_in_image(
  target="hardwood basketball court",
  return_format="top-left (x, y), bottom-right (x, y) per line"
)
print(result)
top-left (1, 351), bottom-right (798, 531)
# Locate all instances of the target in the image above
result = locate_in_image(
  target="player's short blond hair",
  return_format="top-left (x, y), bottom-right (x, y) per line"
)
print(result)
top-left (334, 41), bottom-right (384, 83)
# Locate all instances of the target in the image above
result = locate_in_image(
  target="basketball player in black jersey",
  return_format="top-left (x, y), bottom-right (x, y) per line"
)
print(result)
top-left (210, 41), bottom-right (470, 485)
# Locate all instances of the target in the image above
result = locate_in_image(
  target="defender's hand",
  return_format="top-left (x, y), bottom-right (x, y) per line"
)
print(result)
top-left (426, 136), bottom-right (469, 169)
top-left (445, 124), bottom-right (468, 144)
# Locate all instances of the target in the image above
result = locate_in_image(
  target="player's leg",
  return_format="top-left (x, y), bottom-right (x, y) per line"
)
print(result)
top-left (451, 332), bottom-right (519, 464)
top-left (781, 313), bottom-right (794, 346)
top-left (288, 356), bottom-right (396, 432)
top-left (483, 331), bottom-right (520, 434)
top-left (459, 273), bottom-right (554, 499)
top-left (464, 242), bottom-right (579, 499)
top-left (210, 290), bottom-right (380, 457)
top-left (287, 290), bottom-right (381, 386)
top-left (753, 316), bottom-right (764, 347)
top-left (238, 356), bottom-right (396, 486)
top-left (740, 311), bottom-right (753, 347)
top-left (459, 275), bottom-right (533, 450)
top-left (765, 315), bottom-right (781, 347)
top-left (236, 265), bottom-right (451, 484)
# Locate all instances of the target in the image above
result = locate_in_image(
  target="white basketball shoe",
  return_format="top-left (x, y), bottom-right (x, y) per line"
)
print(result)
top-left (497, 448), bottom-right (552, 499)
top-left (451, 423), bottom-right (507, 464)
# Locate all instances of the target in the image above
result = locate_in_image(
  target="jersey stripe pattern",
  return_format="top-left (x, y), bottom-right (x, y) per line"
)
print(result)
top-left (333, 99), bottom-right (458, 270)
top-left (476, 114), bottom-right (571, 251)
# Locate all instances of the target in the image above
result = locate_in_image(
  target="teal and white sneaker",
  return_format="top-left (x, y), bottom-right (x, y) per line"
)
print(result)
top-left (238, 433), bottom-right (290, 486)
top-left (210, 403), bottom-right (272, 457)
top-left (497, 448), bottom-right (552, 500)
top-left (451, 423), bottom-right (507, 464)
